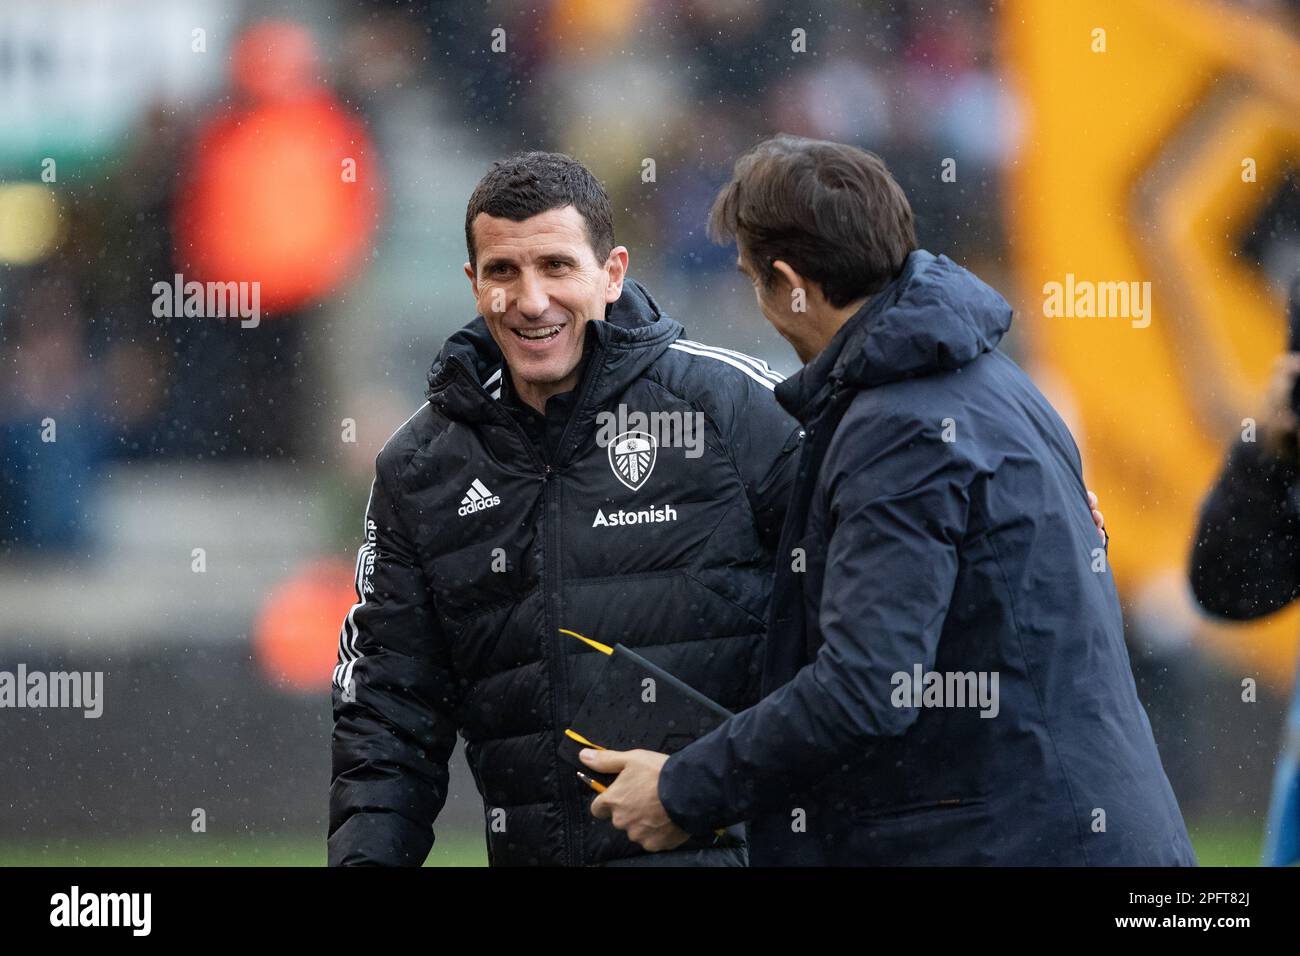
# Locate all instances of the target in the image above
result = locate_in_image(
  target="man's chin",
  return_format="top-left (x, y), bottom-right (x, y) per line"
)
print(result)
top-left (510, 356), bottom-right (581, 389)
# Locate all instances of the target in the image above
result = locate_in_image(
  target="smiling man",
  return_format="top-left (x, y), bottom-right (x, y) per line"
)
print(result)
top-left (327, 152), bottom-right (803, 866)
top-left (468, 206), bottom-right (597, 408)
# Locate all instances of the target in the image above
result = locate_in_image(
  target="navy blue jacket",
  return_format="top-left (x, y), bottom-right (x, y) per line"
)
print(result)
top-left (659, 250), bottom-right (1196, 866)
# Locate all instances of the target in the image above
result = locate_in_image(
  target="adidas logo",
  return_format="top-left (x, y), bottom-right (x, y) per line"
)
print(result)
top-left (458, 478), bottom-right (501, 516)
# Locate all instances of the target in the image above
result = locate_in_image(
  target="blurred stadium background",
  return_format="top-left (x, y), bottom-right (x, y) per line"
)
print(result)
top-left (2, 0), bottom-right (1299, 866)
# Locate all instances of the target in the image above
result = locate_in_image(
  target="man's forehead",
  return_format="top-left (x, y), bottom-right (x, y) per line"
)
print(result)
top-left (472, 206), bottom-right (588, 251)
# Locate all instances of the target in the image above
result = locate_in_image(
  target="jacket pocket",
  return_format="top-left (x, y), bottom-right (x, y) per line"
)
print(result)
top-left (852, 796), bottom-right (988, 822)
top-left (838, 797), bottom-right (994, 865)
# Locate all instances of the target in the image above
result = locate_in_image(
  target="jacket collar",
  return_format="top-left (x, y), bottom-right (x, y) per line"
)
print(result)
top-left (774, 283), bottom-right (891, 424)
top-left (775, 249), bottom-right (1012, 423)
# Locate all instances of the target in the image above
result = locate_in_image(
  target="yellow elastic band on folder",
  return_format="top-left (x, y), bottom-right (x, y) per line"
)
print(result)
top-left (564, 728), bottom-right (605, 750)
top-left (568, 720), bottom-right (726, 838)
top-left (559, 628), bottom-right (613, 655)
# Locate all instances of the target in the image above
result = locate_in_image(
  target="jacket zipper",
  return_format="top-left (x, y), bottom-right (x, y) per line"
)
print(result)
top-left (445, 360), bottom-right (583, 864)
top-left (544, 345), bottom-right (604, 868)
top-left (539, 463), bottom-right (581, 866)
top-left (447, 353), bottom-right (600, 867)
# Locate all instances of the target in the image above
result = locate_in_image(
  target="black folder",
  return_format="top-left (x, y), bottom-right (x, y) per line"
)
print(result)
top-left (558, 629), bottom-right (733, 789)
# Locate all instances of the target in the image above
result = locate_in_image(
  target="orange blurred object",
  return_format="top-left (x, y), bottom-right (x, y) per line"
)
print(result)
top-left (1002, 0), bottom-right (1300, 684)
top-left (253, 558), bottom-right (357, 692)
top-left (231, 19), bottom-right (320, 101)
top-left (545, 0), bottom-right (639, 51)
top-left (174, 19), bottom-right (381, 314)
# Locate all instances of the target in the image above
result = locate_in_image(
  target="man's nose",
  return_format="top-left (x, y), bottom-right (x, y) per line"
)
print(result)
top-left (515, 269), bottom-right (549, 319)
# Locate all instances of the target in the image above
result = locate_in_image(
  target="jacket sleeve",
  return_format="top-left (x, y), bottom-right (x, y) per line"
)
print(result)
top-left (328, 449), bottom-right (462, 866)
top-left (659, 407), bottom-right (968, 832)
top-left (1190, 438), bottom-right (1300, 620)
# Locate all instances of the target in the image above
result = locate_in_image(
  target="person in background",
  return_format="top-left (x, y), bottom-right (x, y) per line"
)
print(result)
top-left (1190, 306), bottom-right (1300, 867)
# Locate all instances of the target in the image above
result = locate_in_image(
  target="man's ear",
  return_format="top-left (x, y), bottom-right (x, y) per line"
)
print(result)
top-left (464, 261), bottom-right (478, 297)
top-left (604, 246), bottom-right (630, 303)
top-left (773, 259), bottom-right (829, 312)
top-left (771, 259), bottom-right (803, 295)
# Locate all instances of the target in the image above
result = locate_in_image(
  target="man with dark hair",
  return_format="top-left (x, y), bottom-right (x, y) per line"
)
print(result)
top-left (327, 151), bottom-right (803, 866)
top-left (583, 135), bottom-right (1194, 866)
top-left (706, 135), bottom-right (917, 308)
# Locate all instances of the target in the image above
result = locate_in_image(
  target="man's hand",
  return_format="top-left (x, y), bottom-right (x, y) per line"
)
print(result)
top-left (1087, 489), bottom-right (1106, 542)
top-left (580, 748), bottom-right (690, 853)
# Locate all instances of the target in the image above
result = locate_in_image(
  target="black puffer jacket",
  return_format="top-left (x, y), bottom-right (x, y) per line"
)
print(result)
top-left (329, 280), bottom-right (801, 866)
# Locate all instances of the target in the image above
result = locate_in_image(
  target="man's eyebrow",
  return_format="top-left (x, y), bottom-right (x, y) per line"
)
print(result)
top-left (479, 250), bottom-right (580, 273)
top-left (479, 255), bottom-right (517, 272)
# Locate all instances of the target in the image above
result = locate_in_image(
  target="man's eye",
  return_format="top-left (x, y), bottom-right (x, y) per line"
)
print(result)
top-left (490, 265), bottom-right (514, 277)
top-left (547, 260), bottom-right (569, 271)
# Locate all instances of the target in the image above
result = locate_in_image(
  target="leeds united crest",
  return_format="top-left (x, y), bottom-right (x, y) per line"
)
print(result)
top-left (608, 430), bottom-right (657, 492)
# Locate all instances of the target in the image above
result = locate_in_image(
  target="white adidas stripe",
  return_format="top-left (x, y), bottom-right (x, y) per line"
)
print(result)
top-left (333, 541), bottom-right (368, 684)
top-left (335, 399), bottom-right (429, 692)
top-left (334, 480), bottom-right (377, 690)
top-left (471, 478), bottom-right (492, 497)
top-left (669, 341), bottom-right (778, 390)
top-left (675, 339), bottom-right (784, 383)
top-left (337, 541), bottom-right (371, 672)
top-left (336, 538), bottom-right (372, 691)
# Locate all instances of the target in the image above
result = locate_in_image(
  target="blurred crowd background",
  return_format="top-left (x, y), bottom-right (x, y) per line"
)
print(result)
top-left (2, 0), bottom-right (1299, 865)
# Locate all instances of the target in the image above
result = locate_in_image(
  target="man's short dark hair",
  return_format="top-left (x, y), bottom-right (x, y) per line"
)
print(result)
top-left (464, 151), bottom-right (615, 271)
top-left (709, 135), bottom-right (917, 308)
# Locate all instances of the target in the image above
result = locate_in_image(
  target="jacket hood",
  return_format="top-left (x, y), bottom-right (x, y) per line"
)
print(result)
top-left (843, 249), bottom-right (1011, 388)
top-left (777, 249), bottom-right (1012, 420)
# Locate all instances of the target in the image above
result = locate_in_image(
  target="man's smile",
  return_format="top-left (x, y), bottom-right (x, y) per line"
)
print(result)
top-left (512, 324), bottom-right (564, 340)
top-left (509, 322), bottom-right (569, 351)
